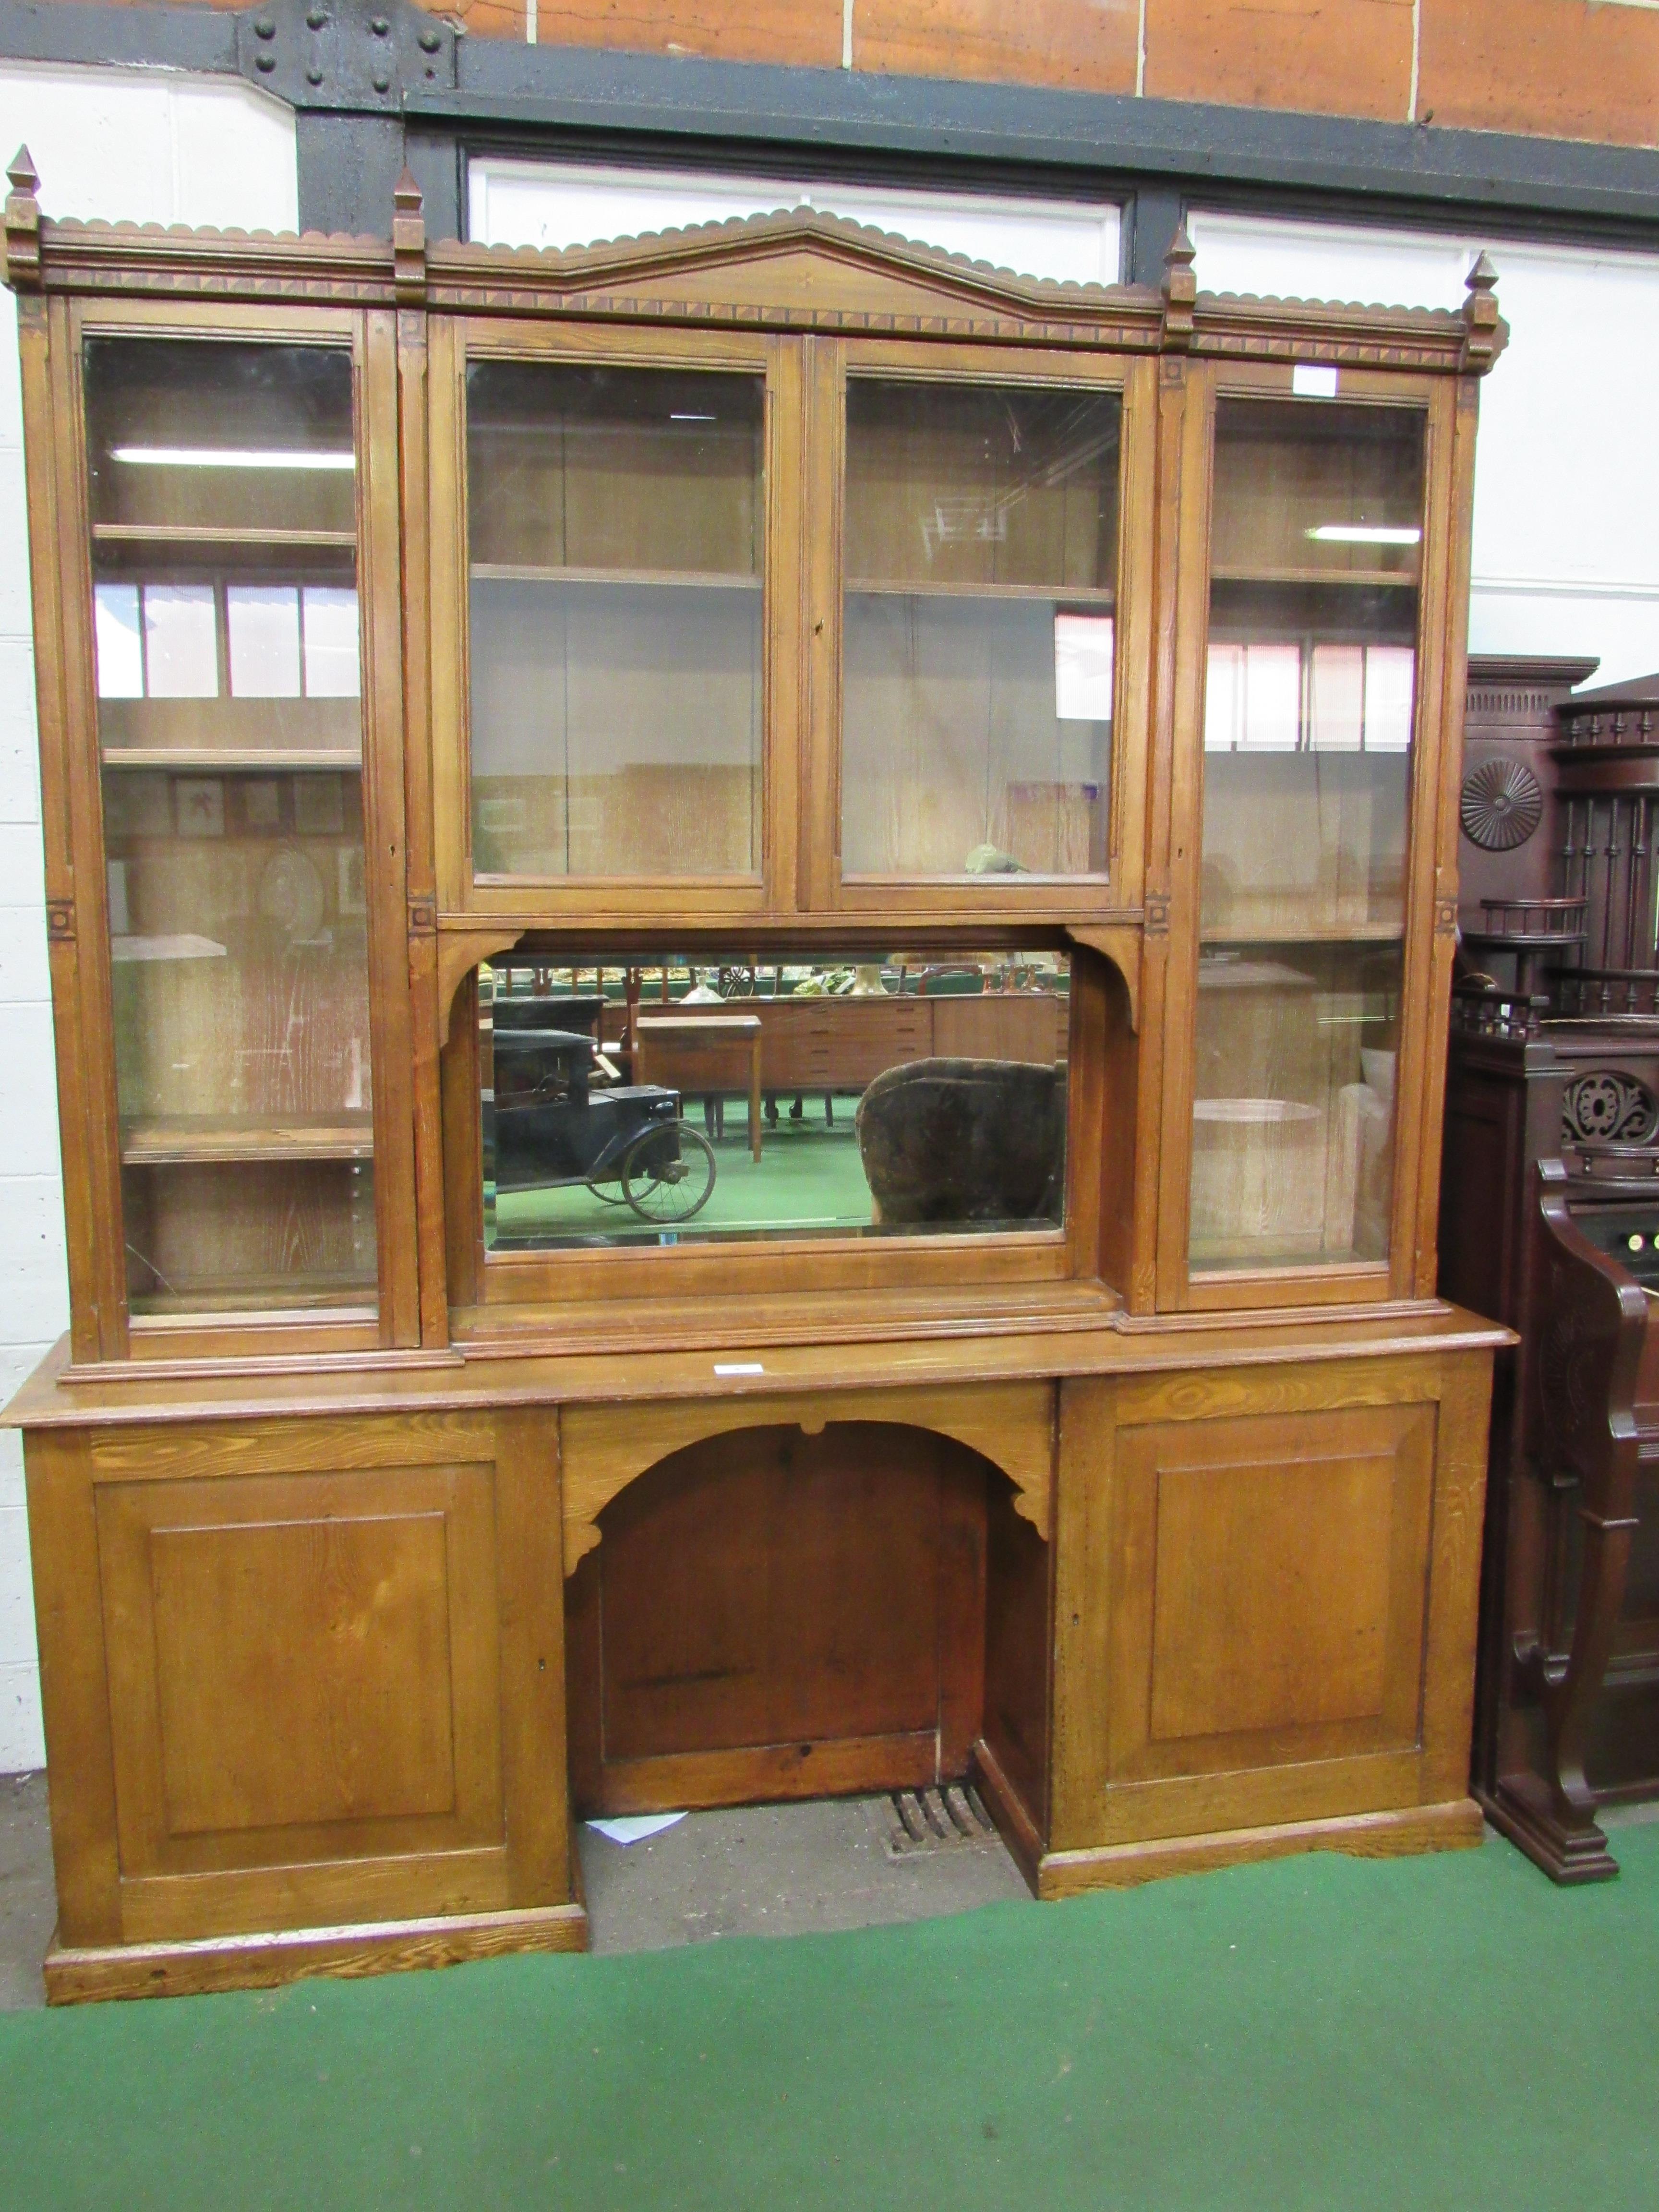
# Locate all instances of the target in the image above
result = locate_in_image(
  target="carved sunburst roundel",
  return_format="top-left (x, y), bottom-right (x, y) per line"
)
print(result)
top-left (1460, 756), bottom-right (1543, 851)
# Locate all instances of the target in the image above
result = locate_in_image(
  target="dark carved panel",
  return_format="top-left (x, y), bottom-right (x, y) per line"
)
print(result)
top-left (1461, 756), bottom-right (1543, 851)
top-left (1563, 1071), bottom-right (1659, 1148)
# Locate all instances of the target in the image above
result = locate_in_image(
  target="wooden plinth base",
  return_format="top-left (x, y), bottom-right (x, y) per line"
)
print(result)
top-left (1036, 1798), bottom-right (1486, 1898)
top-left (1477, 1775), bottom-right (1620, 1885)
top-left (44, 1900), bottom-right (589, 2006)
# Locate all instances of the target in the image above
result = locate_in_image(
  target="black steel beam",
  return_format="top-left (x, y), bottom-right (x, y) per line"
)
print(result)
top-left (0, 0), bottom-right (236, 73)
top-left (430, 39), bottom-right (1659, 233)
top-left (0, 0), bottom-right (1653, 248)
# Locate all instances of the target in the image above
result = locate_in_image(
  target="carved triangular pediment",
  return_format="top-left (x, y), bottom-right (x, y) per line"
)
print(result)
top-left (431, 208), bottom-right (1159, 343)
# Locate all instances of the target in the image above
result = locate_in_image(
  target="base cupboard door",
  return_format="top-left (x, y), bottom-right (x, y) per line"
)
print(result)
top-left (1051, 1351), bottom-right (1492, 1854)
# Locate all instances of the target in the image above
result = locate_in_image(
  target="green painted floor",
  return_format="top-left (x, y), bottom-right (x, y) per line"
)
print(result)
top-left (4, 1825), bottom-right (1657, 2211)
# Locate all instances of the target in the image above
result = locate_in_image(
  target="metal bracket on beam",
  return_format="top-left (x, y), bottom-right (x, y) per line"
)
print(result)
top-left (235, 0), bottom-right (456, 114)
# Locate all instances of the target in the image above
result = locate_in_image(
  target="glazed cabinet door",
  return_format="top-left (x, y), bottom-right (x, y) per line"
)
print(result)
top-left (42, 302), bottom-right (416, 1352)
top-left (811, 340), bottom-right (1155, 923)
top-left (430, 321), bottom-right (796, 928)
top-left (1156, 366), bottom-right (1469, 1311)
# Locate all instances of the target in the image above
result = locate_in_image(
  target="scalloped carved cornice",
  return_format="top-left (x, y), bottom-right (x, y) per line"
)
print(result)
top-left (1, 180), bottom-right (1509, 373)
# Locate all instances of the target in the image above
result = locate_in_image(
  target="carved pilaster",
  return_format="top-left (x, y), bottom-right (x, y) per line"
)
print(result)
top-left (393, 168), bottom-right (425, 312)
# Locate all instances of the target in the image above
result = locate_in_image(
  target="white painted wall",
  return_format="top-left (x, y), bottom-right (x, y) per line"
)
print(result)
top-left (1187, 212), bottom-right (1659, 688)
top-left (469, 156), bottom-right (1124, 288)
top-left (0, 63), bottom-right (296, 1772)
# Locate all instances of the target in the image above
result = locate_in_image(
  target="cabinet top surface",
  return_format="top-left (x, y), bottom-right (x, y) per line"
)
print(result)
top-left (4, 1303), bottom-right (1511, 1432)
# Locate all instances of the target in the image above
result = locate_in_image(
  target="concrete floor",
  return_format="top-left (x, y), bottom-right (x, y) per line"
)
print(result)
top-left (0, 1772), bottom-right (54, 2011)
top-left (576, 1791), bottom-right (1031, 1955)
top-left (0, 1774), bottom-right (1028, 2005)
top-left (3, 1773), bottom-right (1653, 2005)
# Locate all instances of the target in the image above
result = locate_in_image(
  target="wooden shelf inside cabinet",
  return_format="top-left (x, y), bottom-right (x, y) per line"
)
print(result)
top-left (102, 746), bottom-right (363, 771)
top-left (92, 524), bottom-right (357, 553)
top-left (131, 1281), bottom-right (376, 1316)
top-left (120, 1113), bottom-right (375, 1165)
top-left (1200, 926), bottom-right (1408, 946)
top-left (847, 580), bottom-right (1117, 604)
top-left (1211, 567), bottom-right (1419, 590)
top-left (469, 563), bottom-right (759, 589)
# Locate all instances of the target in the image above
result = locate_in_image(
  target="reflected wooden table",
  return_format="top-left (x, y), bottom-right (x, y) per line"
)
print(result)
top-left (633, 1014), bottom-right (764, 1163)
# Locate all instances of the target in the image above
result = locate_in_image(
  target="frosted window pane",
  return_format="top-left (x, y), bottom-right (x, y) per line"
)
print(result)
top-left (1310, 644), bottom-right (1365, 751)
top-left (143, 585), bottom-right (218, 698)
top-left (1365, 645), bottom-right (1415, 751)
top-left (1242, 644), bottom-right (1301, 750)
top-left (302, 586), bottom-right (361, 698)
top-left (227, 585), bottom-right (301, 698)
top-left (94, 582), bottom-right (144, 699)
top-left (1205, 643), bottom-right (1243, 751)
top-left (1055, 614), bottom-right (1114, 721)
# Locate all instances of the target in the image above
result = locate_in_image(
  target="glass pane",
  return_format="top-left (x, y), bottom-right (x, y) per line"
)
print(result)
top-left (478, 951), bottom-right (1070, 1251)
top-left (1190, 398), bottom-right (1423, 1274)
top-left (1191, 943), bottom-right (1402, 1268)
top-left (227, 585), bottom-right (301, 699)
top-left (466, 361), bottom-right (763, 879)
top-left (84, 338), bottom-right (376, 1317)
top-left (84, 341), bottom-right (362, 761)
top-left (843, 379), bottom-right (1120, 879)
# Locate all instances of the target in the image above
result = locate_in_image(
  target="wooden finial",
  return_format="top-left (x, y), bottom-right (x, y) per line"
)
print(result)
top-left (3, 144), bottom-right (41, 292)
top-left (1461, 251), bottom-right (1503, 374)
top-left (392, 167), bottom-right (425, 309)
top-left (1160, 217), bottom-right (1197, 351)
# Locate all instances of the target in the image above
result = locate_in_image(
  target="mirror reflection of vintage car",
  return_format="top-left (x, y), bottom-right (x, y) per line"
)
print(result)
top-left (486, 994), bottom-right (717, 1224)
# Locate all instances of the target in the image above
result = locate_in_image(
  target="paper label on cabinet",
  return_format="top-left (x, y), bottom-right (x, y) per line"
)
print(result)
top-left (1292, 364), bottom-right (1339, 399)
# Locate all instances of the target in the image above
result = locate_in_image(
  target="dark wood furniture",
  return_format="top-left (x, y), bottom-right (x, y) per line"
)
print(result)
top-left (1440, 662), bottom-right (1659, 1878)
top-left (2, 159), bottom-right (1508, 2001)
top-left (1503, 1155), bottom-right (1659, 1879)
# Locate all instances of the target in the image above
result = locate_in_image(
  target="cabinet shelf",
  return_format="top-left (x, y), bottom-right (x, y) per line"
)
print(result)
top-left (848, 579), bottom-right (1115, 604)
top-left (1201, 925), bottom-right (1407, 945)
top-left (120, 1113), bottom-right (375, 1165)
top-left (92, 523), bottom-right (356, 553)
top-left (102, 746), bottom-right (363, 771)
top-left (1212, 566), bottom-right (1418, 590)
top-left (469, 562), bottom-right (759, 589)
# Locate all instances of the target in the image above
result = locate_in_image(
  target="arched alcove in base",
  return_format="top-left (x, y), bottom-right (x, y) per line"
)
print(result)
top-left (565, 1419), bottom-right (1050, 1866)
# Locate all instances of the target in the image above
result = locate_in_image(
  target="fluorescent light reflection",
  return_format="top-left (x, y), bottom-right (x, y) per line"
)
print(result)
top-left (110, 445), bottom-right (355, 471)
top-left (1304, 524), bottom-right (1421, 545)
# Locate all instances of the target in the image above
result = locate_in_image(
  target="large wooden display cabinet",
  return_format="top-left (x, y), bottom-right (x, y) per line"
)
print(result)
top-left (1, 157), bottom-right (1509, 2002)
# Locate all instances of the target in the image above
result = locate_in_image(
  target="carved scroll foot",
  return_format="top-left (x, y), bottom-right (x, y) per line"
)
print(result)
top-left (1479, 1771), bottom-right (1619, 1885)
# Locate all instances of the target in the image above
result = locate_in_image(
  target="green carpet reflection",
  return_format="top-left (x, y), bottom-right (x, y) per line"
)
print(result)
top-left (492, 1106), bottom-right (874, 1242)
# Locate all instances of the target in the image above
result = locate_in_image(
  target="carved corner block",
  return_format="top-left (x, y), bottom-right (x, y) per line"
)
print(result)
top-left (4, 143), bottom-right (41, 292)
top-left (1159, 222), bottom-right (1197, 354)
